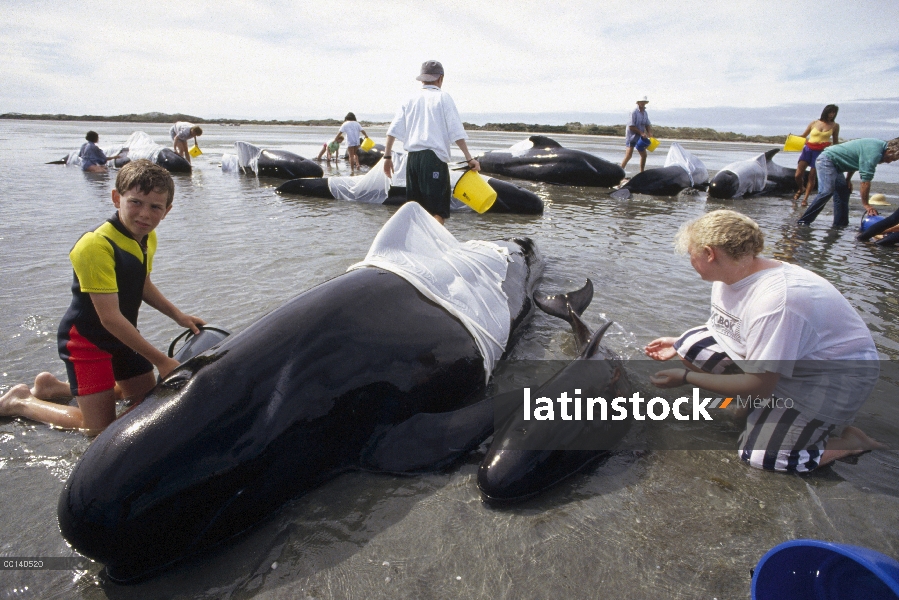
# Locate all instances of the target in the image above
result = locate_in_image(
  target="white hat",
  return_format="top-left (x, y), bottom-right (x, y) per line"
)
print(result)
top-left (637, 96), bottom-right (649, 103)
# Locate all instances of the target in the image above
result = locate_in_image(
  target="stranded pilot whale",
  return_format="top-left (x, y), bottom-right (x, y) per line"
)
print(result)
top-left (610, 142), bottom-right (709, 199)
top-left (275, 151), bottom-right (544, 214)
top-left (708, 149), bottom-right (798, 199)
top-left (58, 203), bottom-right (541, 581)
top-left (231, 142), bottom-right (323, 179)
top-left (477, 135), bottom-right (625, 187)
top-left (478, 280), bottom-right (633, 503)
top-left (49, 131), bottom-right (192, 173)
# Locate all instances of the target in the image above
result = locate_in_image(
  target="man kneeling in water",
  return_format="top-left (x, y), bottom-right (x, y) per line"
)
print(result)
top-left (646, 209), bottom-right (884, 472)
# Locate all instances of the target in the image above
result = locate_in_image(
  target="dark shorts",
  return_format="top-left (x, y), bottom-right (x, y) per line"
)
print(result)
top-left (798, 145), bottom-right (824, 166)
top-left (59, 324), bottom-right (153, 396)
top-left (406, 149), bottom-right (451, 219)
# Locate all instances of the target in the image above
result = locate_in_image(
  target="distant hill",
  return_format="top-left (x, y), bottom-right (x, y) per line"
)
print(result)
top-left (1, 111), bottom-right (783, 143)
top-left (0, 112), bottom-right (350, 127)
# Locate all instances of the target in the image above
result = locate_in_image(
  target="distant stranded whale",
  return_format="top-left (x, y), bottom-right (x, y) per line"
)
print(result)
top-left (708, 149), bottom-right (798, 199)
top-left (477, 135), bottom-right (625, 187)
top-left (478, 280), bottom-right (633, 503)
top-left (49, 131), bottom-right (192, 173)
top-left (610, 142), bottom-right (709, 199)
top-left (230, 141), bottom-right (323, 179)
top-left (57, 202), bottom-right (542, 582)
top-left (275, 151), bottom-right (544, 214)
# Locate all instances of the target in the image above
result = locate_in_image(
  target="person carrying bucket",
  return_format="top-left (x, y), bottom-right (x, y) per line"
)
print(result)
top-left (620, 95), bottom-right (654, 173)
top-left (383, 60), bottom-right (480, 226)
top-left (337, 113), bottom-right (370, 174)
top-left (791, 104), bottom-right (841, 206)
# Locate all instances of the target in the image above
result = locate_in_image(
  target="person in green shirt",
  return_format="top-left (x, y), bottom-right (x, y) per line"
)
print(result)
top-left (797, 137), bottom-right (899, 227)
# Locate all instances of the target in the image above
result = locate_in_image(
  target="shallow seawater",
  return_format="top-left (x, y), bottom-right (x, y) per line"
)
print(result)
top-left (1, 121), bottom-right (898, 599)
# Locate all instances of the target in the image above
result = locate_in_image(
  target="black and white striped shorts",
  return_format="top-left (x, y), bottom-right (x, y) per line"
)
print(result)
top-left (738, 406), bottom-right (836, 472)
top-left (673, 326), bottom-right (738, 374)
top-left (674, 325), bottom-right (837, 472)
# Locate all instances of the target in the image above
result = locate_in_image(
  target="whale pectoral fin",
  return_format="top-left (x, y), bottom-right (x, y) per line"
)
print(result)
top-left (610, 188), bottom-right (632, 200)
top-left (361, 399), bottom-right (495, 473)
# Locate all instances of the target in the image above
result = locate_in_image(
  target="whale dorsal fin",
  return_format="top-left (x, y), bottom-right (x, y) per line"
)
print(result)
top-left (764, 148), bottom-right (780, 162)
top-left (582, 320), bottom-right (614, 359)
top-left (529, 135), bottom-right (563, 149)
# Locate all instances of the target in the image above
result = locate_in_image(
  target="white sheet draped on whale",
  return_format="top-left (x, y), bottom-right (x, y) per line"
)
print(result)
top-left (64, 131), bottom-right (162, 167)
top-left (328, 150), bottom-right (483, 211)
top-left (347, 202), bottom-right (512, 380)
top-left (664, 142), bottom-right (709, 186)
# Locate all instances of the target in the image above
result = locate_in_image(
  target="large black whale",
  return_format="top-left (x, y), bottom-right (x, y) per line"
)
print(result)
top-left (58, 204), bottom-right (541, 581)
top-left (275, 171), bottom-right (544, 214)
top-left (610, 142), bottom-right (709, 199)
top-left (477, 135), bottom-right (625, 187)
top-left (49, 131), bottom-right (192, 174)
top-left (234, 141), bottom-right (323, 179)
top-left (478, 280), bottom-right (633, 503)
top-left (708, 149), bottom-right (798, 199)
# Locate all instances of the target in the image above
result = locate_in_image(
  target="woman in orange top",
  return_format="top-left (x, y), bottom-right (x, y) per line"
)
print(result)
top-left (794, 105), bottom-right (840, 205)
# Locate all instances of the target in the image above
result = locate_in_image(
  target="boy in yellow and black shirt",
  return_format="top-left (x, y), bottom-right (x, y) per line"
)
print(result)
top-left (0, 160), bottom-right (204, 434)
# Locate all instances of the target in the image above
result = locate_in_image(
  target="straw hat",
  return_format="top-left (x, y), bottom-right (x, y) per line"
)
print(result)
top-left (869, 193), bottom-right (891, 206)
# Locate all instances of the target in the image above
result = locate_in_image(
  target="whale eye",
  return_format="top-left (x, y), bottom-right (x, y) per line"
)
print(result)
top-left (161, 371), bottom-right (193, 390)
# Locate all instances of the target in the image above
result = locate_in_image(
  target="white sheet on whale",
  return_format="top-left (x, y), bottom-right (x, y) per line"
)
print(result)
top-left (663, 142), bottom-right (709, 186)
top-left (328, 151), bottom-right (407, 203)
top-left (110, 131), bottom-right (163, 163)
top-left (328, 152), bottom-right (480, 212)
top-left (235, 141), bottom-right (262, 174)
top-left (347, 202), bottom-right (511, 380)
top-left (719, 153), bottom-right (767, 197)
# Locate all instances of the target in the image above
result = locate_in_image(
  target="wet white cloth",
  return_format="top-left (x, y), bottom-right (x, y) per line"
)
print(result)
top-left (329, 151), bottom-right (407, 203)
top-left (664, 142), bottom-right (709, 186)
top-left (719, 153), bottom-right (768, 197)
top-left (234, 141), bottom-right (262, 173)
top-left (347, 202), bottom-right (511, 380)
top-left (221, 153), bottom-right (239, 173)
top-left (328, 153), bottom-right (479, 212)
top-left (103, 131), bottom-right (163, 164)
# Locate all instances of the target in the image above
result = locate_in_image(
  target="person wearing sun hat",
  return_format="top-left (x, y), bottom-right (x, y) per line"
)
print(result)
top-left (383, 60), bottom-right (480, 225)
top-left (620, 95), bottom-right (653, 173)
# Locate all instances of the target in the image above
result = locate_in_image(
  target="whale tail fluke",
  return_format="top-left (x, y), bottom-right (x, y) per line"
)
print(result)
top-left (534, 279), bottom-right (593, 322)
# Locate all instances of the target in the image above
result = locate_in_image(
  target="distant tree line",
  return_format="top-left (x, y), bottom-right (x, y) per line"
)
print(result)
top-left (1, 112), bottom-right (784, 143)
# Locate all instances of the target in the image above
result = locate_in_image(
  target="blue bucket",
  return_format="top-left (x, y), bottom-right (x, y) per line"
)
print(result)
top-left (752, 539), bottom-right (899, 600)
top-left (861, 214), bottom-right (886, 232)
top-left (635, 137), bottom-right (651, 151)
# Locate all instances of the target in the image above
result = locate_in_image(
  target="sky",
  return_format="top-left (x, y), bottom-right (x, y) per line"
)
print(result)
top-left (1, 0), bottom-right (898, 124)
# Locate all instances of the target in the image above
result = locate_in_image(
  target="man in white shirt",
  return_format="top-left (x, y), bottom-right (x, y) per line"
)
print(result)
top-left (383, 60), bottom-right (480, 225)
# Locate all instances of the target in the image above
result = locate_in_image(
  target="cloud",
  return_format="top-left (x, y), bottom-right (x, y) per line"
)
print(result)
top-left (1, 0), bottom-right (897, 120)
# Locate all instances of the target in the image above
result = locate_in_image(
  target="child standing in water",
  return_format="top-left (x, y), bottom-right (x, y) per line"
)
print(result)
top-left (0, 160), bottom-right (205, 435)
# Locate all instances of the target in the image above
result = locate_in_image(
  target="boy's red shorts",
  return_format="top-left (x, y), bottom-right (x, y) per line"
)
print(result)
top-left (59, 325), bottom-right (153, 396)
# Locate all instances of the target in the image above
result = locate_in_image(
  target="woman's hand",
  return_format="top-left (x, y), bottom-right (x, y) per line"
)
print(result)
top-left (650, 368), bottom-right (688, 389)
top-left (644, 337), bottom-right (678, 361)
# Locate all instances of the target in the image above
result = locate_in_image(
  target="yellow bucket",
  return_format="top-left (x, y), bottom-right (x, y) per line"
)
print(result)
top-left (647, 137), bottom-right (660, 152)
top-left (360, 137), bottom-right (375, 152)
top-left (453, 170), bottom-right (497, 214)
top-left (783, 134), bottom-right (806, 152)
top-left (189, 145), bottom-right (202, 158)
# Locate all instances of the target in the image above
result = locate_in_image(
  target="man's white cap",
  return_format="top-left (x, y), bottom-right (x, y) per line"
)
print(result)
top-left (637, 95), bottom-right (649, 103)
